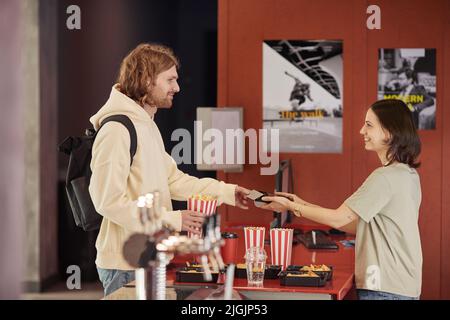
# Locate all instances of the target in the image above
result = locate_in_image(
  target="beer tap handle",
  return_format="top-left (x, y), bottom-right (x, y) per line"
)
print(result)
top-left (200, 254), bottom-right (212, 282)
top-left (201, 216), bottom-right (210, 241)
top-left (202, 216), bottom-right (214, 252)
top-left (213, 246), bottom-right (225, 271)
top-left (144, 193), bottom-right (154, 219)
top-left (208, 251), bottom-right (219, 273)
top-left (153, 192), bottom-right (163, 230)
top-left (137, 196), bottom-right (148, 234)
top-left (224, 264), bottom-right (235, 300)
top-left (214, 214), bottom-right (222, 239)
top-left (207, 214), bottom-right (225, 270)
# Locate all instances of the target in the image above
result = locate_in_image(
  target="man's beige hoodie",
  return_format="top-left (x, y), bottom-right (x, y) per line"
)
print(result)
top-left (89, 85), bottom-right (236, 270)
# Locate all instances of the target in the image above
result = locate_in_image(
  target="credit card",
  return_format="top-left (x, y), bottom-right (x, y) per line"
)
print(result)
top-left (248, 190), bottom-right (272, 207)
top-left (247, 190), bottom-right (265, 201)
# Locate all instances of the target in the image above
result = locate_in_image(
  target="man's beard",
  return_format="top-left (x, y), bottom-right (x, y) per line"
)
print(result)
top-left (147, 94), bottom-right (173, 108)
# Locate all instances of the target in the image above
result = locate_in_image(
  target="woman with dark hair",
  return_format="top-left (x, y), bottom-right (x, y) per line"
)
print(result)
top-left (261, 99), bottom-right (422, 300)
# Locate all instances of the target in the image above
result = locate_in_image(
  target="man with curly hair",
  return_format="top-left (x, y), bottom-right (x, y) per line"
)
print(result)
top-left (89, 43), bottom-right (250, 296)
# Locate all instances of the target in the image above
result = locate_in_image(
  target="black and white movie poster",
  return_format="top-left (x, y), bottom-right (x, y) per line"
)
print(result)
top-left (263, 40), bottom-right (343, 153)
top-left (378, 48), bottom-right (436, 130)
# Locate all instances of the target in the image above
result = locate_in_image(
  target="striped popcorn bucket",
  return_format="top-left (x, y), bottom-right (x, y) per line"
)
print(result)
top-left (244, 227), bottom-right (266, 251)
top-left (270, 228), bottom-right (294, 270)
top-left (187, 196), bottom-right (218, 239)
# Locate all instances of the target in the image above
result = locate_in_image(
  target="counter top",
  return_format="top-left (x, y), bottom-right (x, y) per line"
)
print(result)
top-left (172, 225), bottom-right (355, 300)
top-left (105, 225), bottom-right (355, 300)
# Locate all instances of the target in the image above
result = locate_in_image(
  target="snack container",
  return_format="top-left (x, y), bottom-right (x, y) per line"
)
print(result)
top-left (286, 265), bottom-right (333, 281)
top-left (264, 265), bottom-right (283, 279)
top-left (244, 227), bottom-right (266, 250)
top-left (187, 195), bottom-right (218, 239)
top-left (234, 264), bottom-right (282, 279)
top-left (279, 270), bottom-right (327, 287)
top-left (175, 266), bottom-right (219, 283)
top-left (270, 228), bottom-right (294, 270)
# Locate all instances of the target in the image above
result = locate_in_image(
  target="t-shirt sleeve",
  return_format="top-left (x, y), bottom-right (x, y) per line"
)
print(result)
top-left (344, 170), bottom-right (392, 223)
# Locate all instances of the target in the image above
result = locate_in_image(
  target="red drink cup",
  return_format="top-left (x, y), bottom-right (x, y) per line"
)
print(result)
top-left (220, 232), bottom-right (238, 264)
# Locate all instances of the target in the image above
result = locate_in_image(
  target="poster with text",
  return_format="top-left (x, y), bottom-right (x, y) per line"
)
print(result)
top-left (378, 48), bottom-right (436, 130)
top-left (263, 40), bottom-right (343, 153)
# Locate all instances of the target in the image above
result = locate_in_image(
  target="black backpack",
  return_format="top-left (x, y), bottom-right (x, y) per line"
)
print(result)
top-left (58, 115), bottom-right (137, 231)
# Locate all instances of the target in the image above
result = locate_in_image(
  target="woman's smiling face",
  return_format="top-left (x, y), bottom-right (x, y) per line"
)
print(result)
top-left (360, 108), bottom-right (391, 153)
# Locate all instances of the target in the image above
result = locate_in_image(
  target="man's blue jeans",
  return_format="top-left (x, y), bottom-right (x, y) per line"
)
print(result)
top-left (357, 289), bottom-right (419, 300)
top-left (97, 267), bottom-right (135, 297)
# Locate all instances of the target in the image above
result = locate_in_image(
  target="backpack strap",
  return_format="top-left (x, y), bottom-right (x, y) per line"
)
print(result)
top-left (98, 115), bottom-right (137, 166)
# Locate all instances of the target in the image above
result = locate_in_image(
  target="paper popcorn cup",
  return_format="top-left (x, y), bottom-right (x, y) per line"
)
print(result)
top-left (244, 227), bottom-right (266, 251)
top-left (270, 228), bottom-right (294, 270)
top-left (187, 195), bottom-right (218, 239)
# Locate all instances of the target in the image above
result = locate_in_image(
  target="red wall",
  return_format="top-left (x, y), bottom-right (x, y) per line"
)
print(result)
top-left (216, 0), bottom-right (450, 299)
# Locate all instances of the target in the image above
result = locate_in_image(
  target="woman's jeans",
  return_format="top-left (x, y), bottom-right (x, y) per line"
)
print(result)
top-left (97, 267), bottom-right (135, 297)
top-left (357, 289), bottom-right (419, 300)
